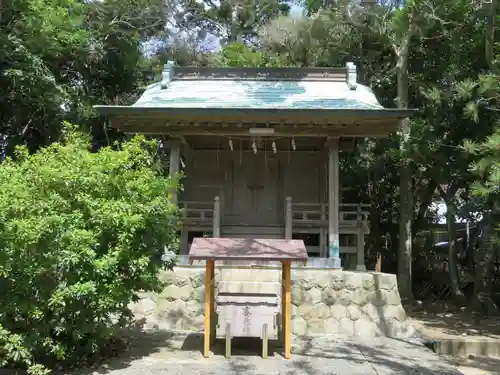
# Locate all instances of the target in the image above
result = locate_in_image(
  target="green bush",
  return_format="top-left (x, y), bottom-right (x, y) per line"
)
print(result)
top-left (0, 125), bottom-right (180, 373)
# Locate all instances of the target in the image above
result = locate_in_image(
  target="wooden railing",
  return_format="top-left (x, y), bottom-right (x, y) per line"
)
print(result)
top-left (180, 197), bottom-right (221, 232)
top-left (180, 199), bottom-right (370, 229)
top-left (290, 202), bottom-right (370, 225)
top-left (180, 200), bottom-right (214, 224)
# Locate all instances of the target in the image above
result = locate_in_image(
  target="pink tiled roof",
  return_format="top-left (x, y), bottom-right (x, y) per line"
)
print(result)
top-left (188, 238), bottom-right (308, 262)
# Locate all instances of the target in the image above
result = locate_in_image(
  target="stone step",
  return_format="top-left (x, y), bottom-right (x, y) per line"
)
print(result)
top-left (435, 337), bottom-right (500, 358)
top-left (217, 280), bottom-right (281, 295)
top-left (219, 268), bottom-right (281, 282)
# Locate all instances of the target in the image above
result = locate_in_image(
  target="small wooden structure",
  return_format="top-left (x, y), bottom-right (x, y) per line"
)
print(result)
top-left (95, 63), bottom-right (415, 270)
top-left (188, 238), bottom-right (308, 359)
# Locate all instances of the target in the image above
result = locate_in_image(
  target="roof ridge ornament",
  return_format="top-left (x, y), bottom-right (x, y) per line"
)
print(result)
top-left (346, 62), bottom-right (358, 90)
top-left (161, 61), bottom-right (175, 89)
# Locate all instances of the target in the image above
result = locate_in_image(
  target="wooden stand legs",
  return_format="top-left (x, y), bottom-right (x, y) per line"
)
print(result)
top-left (203, 258), bottom-right (293, 360)
top-left (203, 260), bottom-right (215, 358)
top-left (282, 260), bottom-right (292, 359)
top-left (225, 323), bottom-right (231, 359)
top-left (262, 323), bottom-right (268, 359)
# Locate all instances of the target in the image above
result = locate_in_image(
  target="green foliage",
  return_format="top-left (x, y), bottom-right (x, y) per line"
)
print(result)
top-left (0, 0), bottom-right (168, 154)
top-left (219, 42), bottom-right (290, 67)
top-left (464, 75), bottom-right (500, 202)
top-left (0, 0), bottom-right (89, 152)
top-left (173, 0), bottom-right (290, 44)
top-left (0, 124), bottom-right (180, 371)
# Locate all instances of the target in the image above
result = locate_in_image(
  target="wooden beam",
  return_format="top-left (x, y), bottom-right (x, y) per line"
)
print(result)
top-left (179, 141), bottom-right (355, 152)
top-left (119, 126), bottom-right (393, 139)
top-left (324, 138), bottom-right (356, 151)
top-left (203, 259), bottom-right (214, 358)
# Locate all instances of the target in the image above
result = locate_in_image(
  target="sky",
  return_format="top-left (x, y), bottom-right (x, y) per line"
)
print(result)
top-left (151, 2), bottom-right (306, 54)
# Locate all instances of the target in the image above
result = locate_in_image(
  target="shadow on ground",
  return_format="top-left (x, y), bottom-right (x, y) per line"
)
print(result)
top-left (449, 355), bottom-right (500, 374)
top-left (407, 301), bottom-right (500, 339)
top-left (292, 336), bottom-right (463, 375)
top-left (59, 325), bottom-right (467, 375)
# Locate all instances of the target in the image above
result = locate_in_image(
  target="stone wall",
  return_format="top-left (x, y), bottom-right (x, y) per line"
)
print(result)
top-left (131, 266), bottom-right (415, 338)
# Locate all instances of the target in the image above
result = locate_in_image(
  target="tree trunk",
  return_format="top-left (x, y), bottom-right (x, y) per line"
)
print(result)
top-left (474, 213), bottom-right (498, 318)
top-left (369, 178), bottom-right (383, 271)
top-left (446, 204), bottom-right (466, 305)
top-left (485, 0), bottom-right (498, 74)
top-left (367, 141), bottom-right (383, 271)
top-left (413, 180), bottom-right (438, 235)
top-left (396, 44), bottom-right (414, 301)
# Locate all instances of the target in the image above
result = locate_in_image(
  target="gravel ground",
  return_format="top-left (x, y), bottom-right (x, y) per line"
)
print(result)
top-left (63, 331), bottom-right (467, 375)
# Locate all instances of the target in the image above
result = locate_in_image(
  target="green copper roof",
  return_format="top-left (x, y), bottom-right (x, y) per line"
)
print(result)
top-left (94, 64), bottom-right (416, 125)
top-left (95, 63), bottom-right (398, 112)
top-left (131, 77), bottom-right (382, 110)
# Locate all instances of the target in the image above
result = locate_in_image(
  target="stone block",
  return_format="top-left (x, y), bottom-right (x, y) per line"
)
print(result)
top-left (190, 314), bottom-right (205, 331)
top-left (338, 317), bottom-right (355, 336)
top-left (162, 285), bottom-right (192, 301)
top-left (373, 273), bottom-right (397, 291)
top-left (186, 299), bottom-right (203, 316)
top-left (347, 304), bottom-right (362, 321)
top-left (354, 319), bottom-right (382, 338)
top-left (335, 289), bottom-right (353, 306)
top-left (384, 318), bottom-right (415, 338)
top-left (175, 275), bottom-right (191, 287)
top-left (297, 303), bottom-right (315, 319)
top-left (362, 303), bottom-right (382, 322)
top-left (330, 273), bottom-right (345, 290)
top-left (324, 318), bottom-right (341, 334)
top-left (132, 266), bottom-right (412, 338)
top-left (310, 271), bottom-right (331, 288)
top-left (382, 288), bottom-right (402, 306)
top-left (189, 272), bottom-right (205, 289)
top-left (157, 299), bottom-right (187, 321)
top-left (361, 274), bottom-right (376, 292)
top-left (382, 305), bottom-right (407, 322)
top-left (292, 317), bottom-right (307, 336)
top-left (312, 303), bottom-right (331, 319)
top-left (132, 297), bottom-right (156, 316)
top-left (343, 272), bottom-right (363, 290)
top-left (350, 288), bottom-right (368, 305)
top-left (192, 286), bottom-right (205, 302)
top-left (321, 288), bottom-right (337, 306)
top-left (305, 287), bottom-right (323, 304)
top-left (296, 277), bottom-right (315, 291)
top-left (330, 304), bottom-right (347, 320)
top-left (292, 285), bottom-right (305, 305)
top-left (158, 271), bottom-right (174, 285)
top-left (365, 290), bottom-right (386, 307)
top-left (174, 315), bottom-right (197, 331)
top-left (307, 319), bottom-right (326, 335)
top-left (173, 268), bottom-right (201, 281)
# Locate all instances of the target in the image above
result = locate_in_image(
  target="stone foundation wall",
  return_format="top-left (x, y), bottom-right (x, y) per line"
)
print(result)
top-left (132, 266), bottom-right (415, 338)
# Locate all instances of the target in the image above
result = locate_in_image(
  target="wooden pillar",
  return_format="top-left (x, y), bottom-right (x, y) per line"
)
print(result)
top-left (203, 259), bottom-right (214, 358)
top-left (213, 196), bottom-right (221, 237)
top-left (209, 262), bottom-right (216, 344)
top-left (285, 196), bottom-right (292, 239)
top-left (327, 138), bottom-right (342, 268)
top-left (180, 227), bottom-right (189, 256)
top-left (282, 260), bottom-right (292, 359)
top-left (169, 140), bottom-right (181, 205)
top-left (356, 205), bottom-right (367, 271)
top-left (320, 204), bottom-right (327, 257)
